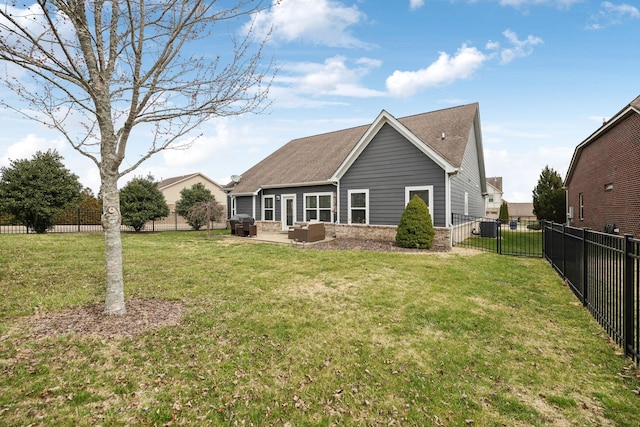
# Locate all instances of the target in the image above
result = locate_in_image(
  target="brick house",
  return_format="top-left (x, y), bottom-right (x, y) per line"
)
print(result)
top-left (564, 95), bottom-right (640, 236)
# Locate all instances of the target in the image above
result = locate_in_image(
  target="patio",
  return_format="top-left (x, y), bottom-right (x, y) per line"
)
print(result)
top-left (232, 230), bottom-right (335, 246)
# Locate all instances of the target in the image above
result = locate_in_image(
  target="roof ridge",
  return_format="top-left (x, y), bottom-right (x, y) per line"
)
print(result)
top-left (287, 103), bottom-right (479, 142)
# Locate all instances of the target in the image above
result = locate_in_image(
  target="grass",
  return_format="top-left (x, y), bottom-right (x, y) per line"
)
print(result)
top-left (458, 227), bottom-right (544, 257)
top-left (1, 231), bottom-right (639, 426)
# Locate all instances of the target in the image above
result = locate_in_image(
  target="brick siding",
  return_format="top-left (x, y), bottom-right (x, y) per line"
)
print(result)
top-left (566, 113), bottom-right (640, 237)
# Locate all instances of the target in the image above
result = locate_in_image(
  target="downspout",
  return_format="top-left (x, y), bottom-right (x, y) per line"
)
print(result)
top-left (252, 193), bottom-right (257, 220)
top-left (563, 186), bottom-right (569, 226)
top-left (334, 180), bottom-right (340, 224)
top-left (446, 169), bottom-right (459, 248)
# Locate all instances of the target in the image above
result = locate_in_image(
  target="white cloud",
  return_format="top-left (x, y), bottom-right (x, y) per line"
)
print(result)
top-left (161, 119), bottom-right (238, 168)
top-left (275, 55), bottom-right (385, 100)
top-left (410, 0), bottom-right (425, 10)
top-left (385, 29), bottom-right (542, 98)
top-left (499, 0), bottom-right (582, 8)
top-left (248, 0), bottom-right (370, 48)
top-left (498, 30), bottom-right (544, 63)
top-left (0, 134), bottom-right (66, 167)
top-left (386, 45), bottom-right (488, 97)
top-left (585, 1), bottom-right (640, 30)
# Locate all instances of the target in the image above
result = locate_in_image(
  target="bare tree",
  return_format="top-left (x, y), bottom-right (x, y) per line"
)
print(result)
top-left (188, 200), bottom-right (225, 238)
top-left (0, 1), bottom-right (272, 315)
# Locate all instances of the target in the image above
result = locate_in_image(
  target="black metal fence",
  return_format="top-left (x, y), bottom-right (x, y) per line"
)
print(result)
top-left (451, 213), bottom-right (543, 257)
top-left (543, 221), bottom-right (640, 364)
top-left (0, 209), bottom-right (225, 234)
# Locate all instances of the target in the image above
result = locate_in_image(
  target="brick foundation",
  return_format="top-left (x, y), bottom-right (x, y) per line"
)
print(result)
top-left (254, 221), bottom-right (452, 251)
top-left (332, 223), bottom-right (451, 251)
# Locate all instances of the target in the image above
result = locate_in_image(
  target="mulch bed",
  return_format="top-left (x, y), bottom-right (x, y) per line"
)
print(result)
top-left (303, 238), bottom-right (446, 252)
top-left (19, 299), bottom-right (186, 340)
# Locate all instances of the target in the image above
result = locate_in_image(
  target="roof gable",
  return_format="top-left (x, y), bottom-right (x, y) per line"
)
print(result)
top-left (487, 177), bottom-right (503, 192)
top-left (229, 103), bottom-right (480, 194)
top-left (565, 94), bottom-right (640, 185)
top-left (158, 172), bottom-right (221, 190)
top-left (332, 109), bottom-right (462, 179)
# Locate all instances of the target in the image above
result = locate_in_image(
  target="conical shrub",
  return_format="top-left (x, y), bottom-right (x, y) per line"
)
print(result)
top-left (395, 195), bottom-right (435, 249)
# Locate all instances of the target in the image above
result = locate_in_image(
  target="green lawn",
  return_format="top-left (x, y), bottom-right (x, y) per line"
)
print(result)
top-left (1, 232), bottom-right (638, 426)
top-left (458, 227), bottom-right (543, 257)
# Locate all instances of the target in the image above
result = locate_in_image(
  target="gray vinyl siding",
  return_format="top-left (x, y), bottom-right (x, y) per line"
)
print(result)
top-left (235, 196), bottom-right (254, 217)
top-left (339, 123), bottom-right (447, 227)
top-left (233, 185), bottom-right (337, 222)
top-left (450, 126), bottom-right (485, 218)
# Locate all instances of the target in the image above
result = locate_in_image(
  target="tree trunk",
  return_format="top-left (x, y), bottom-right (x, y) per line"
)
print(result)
top-left (101, 173), bottom-right (126, 315)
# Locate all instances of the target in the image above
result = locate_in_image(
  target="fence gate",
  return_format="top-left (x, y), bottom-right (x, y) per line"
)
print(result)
top-left (451, 213), bottom-right (543, 257)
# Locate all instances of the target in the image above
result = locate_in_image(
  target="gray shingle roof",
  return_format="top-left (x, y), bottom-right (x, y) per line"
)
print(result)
top-left (487, 177), bottom-right (503, 192)
top-left (157, 174), bottom-right (197, 189)
top-left (158, 173), bottom-right (221, 190)
top-left (228, 103), bottom-right (479, 194)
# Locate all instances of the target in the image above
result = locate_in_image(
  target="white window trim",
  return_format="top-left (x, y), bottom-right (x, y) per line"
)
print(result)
top-left (405, 185), bottom-right (434, 219)
top-left (348, 189), bottom-right (369, 225)
top-left (303, 192), bottom-right (333, 222)
top-left (579, 193), bottom-right (584, 220)
top-left (262, 194), bottom-right (275, 221)
top-left (464, 192), bottom-right (469, 216)
top-left (281, 194), bottom-right (297, 230)
top-left (230, 197), bottom-right (236, 217)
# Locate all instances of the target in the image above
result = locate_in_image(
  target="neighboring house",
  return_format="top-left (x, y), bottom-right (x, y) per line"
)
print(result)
top-left (224, 103), bottom-right (488, 238)
top-left (157, 173), bottom-right (226, 213)
top-left (507, 202), bottom-right (536, 222)
top-left (564, 94), bottom-right (640, 236)
top-left (485, 176), bottom-right (503, 218)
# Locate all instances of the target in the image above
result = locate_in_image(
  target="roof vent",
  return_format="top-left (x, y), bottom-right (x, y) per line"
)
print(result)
top-left (441, 132), bottom-right (445, 140)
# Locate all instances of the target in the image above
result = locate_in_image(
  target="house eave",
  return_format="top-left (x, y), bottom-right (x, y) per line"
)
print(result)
top-left (158, 172), bottom-right (221, 190)
top-left (565, 98), bottom-right (640, 186)
top-left (229, 180), bottom-right (338, 197)
top-left (331, 110), bottom-right (457, 181)
top-left (261, 180), bottom-right (337, 189)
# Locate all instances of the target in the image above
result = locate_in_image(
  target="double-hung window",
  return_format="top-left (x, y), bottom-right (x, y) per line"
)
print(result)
top-left (263, 195), bottom-right (275, 221)
top-left (304, 193), bottom-right (332, 222)
top-left (348, 189), bottom-right (369, 224)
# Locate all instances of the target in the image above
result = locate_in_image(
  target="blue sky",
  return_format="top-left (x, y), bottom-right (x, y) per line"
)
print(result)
top-left (0, 0), bottom-right (639, 202)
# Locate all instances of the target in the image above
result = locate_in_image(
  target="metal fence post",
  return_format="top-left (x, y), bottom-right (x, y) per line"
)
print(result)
top-left (496, 219), bottom-right (501, 255)
top-left (582, 228), bottom-right (589, 307)
top-left (561, 224), bottom-right (566, 281)
top-left (623, 234), bottom-right (634, 358)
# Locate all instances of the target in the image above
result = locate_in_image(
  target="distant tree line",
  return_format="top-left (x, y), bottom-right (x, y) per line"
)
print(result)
top-left (0, 151), bottom-right (224, 233)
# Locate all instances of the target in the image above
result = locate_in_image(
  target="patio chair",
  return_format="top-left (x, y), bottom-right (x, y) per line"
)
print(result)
top-left (243, 221), bottom-right (257, 237)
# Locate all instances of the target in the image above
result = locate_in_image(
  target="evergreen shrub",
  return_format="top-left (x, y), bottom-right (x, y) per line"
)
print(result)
top-left (395, 195), bottom-right (435, 249)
